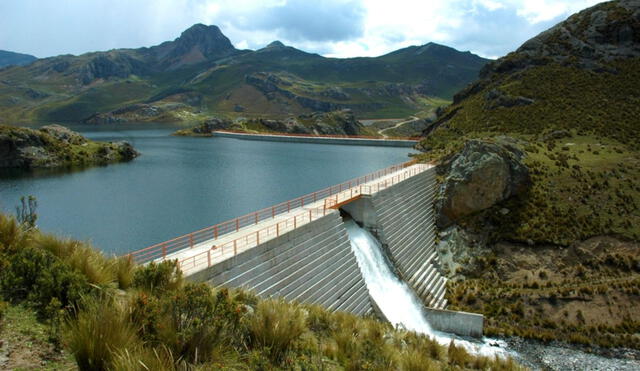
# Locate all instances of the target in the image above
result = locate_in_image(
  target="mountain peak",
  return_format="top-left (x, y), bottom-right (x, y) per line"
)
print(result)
top-left (155, 24), bottom-right (237, 69)
top-left (174, 24), bottom-right (234, 57)
top-left (266, 41), bottom-right (286, 49)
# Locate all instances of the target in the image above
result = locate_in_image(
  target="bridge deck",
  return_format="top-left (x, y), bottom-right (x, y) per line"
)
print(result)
top-left (128, 161), bottom-right (432, 277)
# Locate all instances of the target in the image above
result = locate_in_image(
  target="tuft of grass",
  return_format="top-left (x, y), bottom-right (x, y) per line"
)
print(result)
top-left (246, 298), bottom-right (307, 363)
top-left (65, 296), bottom-right (141, 371)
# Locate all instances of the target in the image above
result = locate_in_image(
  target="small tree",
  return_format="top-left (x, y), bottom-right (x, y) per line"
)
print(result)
top-left (16, 195), bottom-right (38, 230)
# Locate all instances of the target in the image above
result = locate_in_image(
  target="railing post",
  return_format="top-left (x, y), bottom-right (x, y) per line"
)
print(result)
top-left (214, 225), bottom-right (218, 240)
top-left (287, 201), bottom-right (290, 212)
top-left (162, 243), bottom-right (167, 259)
top-left (255, 213), bottom-right (258, 225)
top-left (294, 215), bottom-right (297, 229)
top-left (234, 240), bottom-right (237, 255)
top-left (189, 234), bottom-right (194, 248)
top-left (309, 209), bottom-right (312, 222)
top-left (236, 218), bottom-right (239, 232)
top-left (256, 231), bottom-right (260, 245)
top-left (272, 206), bottom-right (275, 218)
top-left (208, 250), bottom-right (211, 267)
top-left (313, 192), bottom-right (317, 202)
top-left (301, 198), bottom-right (304, 207)
top-left (276, 223), bottom-right (280, 237)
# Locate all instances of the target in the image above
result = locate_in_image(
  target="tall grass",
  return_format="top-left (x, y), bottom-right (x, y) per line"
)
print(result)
top-left (33, 234), bottom-right (116, 286)
top-left (247, 298), bottom-right (307, 363)
top-left (65, 296), bottom-right (140, 371)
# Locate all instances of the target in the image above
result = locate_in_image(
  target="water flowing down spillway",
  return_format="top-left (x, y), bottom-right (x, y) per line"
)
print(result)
top-left (343, 218), bottom-right (511, 357)
top-left (343, 218), bottom-right (434, 334)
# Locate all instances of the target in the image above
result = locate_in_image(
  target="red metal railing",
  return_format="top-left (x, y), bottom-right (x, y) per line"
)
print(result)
top-left (128, 159), bottom-right (420, 264)
top-left (215, 129), bottom-right (422, 141)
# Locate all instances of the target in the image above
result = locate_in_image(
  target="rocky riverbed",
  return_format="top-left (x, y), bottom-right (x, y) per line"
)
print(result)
top-left (508, 338), bottom-right (640, 370)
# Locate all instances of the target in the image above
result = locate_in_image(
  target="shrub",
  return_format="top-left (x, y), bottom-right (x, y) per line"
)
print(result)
top-left (133, 260), bottom-right (183, 294)
top-left (0, 246), bottom-right (89, 317)
top-left (33, 234), bottom-right (116, 286)
top-left (130, 283), bottom-right (243, 364)
top-left (247, 298), bottom-right (307, 363)
top-left (65, 297), bottom-right (141, 371)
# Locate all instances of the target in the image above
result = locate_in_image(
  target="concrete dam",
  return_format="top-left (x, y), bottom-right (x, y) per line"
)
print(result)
top-left (129, 161), bottom-right (483, 337)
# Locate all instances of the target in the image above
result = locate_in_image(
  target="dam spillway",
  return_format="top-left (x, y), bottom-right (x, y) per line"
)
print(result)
top-left (128, 161), bottom-right (482, 336)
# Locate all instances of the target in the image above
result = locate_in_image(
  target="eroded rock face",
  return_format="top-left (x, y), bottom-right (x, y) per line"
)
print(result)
top-left (0, 125), bottom-right (138, 169)
top-left (436, 138), bottom-right (530, 228)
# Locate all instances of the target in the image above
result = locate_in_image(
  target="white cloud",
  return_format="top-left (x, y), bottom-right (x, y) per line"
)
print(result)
top-left (0, 0), bottom-right (605, 59)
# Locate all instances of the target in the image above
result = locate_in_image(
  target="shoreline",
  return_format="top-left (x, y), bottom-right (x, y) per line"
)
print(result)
top-left (211, 130), bottom-right (419, 148)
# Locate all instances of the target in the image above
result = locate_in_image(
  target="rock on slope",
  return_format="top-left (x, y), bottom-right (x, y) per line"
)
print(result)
top-left (0, 124), bottom-right (138, 169)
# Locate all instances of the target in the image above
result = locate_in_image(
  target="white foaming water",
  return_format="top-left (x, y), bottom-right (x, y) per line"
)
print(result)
top-left (343, 218), bottom-right (511, 358)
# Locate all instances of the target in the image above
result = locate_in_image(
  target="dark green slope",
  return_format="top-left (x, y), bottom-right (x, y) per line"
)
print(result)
top-left (0, 25), bottom-right (490, 123)
top-left (0, 50), bottom-right (37, 68)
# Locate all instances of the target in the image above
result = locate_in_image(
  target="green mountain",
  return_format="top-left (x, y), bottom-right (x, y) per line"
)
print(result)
top-left (0, 24), bottom-right (489, 124)
top-left (424, 0), bottom-right (640, 349)
top-left (0, 50), bottom-right (37, 68)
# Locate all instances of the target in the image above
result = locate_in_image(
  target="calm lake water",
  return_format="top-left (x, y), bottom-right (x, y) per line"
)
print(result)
top-left (0, 124), bottom-right (413, 255)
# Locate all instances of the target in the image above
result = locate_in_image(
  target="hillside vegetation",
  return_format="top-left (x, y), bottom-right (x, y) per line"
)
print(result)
top-left (0, 25), bottom-right (487, 124)
top-left (0, 213), bottom-right (522, 370)
top-left (419, 0), bottom-right (640, 350)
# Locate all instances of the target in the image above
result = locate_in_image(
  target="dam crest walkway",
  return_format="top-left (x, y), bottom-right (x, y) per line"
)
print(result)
top-left (129, 161), bottom-right (432, 277)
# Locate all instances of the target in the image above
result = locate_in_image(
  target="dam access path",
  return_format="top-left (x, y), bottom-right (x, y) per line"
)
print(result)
top-left (128, 160), bottom-right (483, 338)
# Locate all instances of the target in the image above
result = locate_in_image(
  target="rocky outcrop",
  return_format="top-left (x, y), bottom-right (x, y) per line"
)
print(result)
top-left (80, 53), bottom-right (147, 85)
top-left (482, 0), bottom-right (640, 78)
top-left (174, 110), bottom-right (370, 137)
top-left (0, 125), bottom-right (138, 169)
top-left (245, 72), bottom-right (384, 113)
top-left (173, 118), bottom-right (233, 136)
top-left (435, 138), bottom-right (530, 228)
top-left (84, 103), bottom-right (194, 124)
top-left (484, 89), bottom-right (534, 109)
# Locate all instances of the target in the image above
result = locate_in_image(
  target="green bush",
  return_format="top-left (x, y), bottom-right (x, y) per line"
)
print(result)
top-left (0, 246), bottom-right (89, 317)
top-left (132, 260), bottom-right (183, 294)
top-left (247, 298), bottom-right (307, 363)
top-left (130, 283), bottom-right (243, 365)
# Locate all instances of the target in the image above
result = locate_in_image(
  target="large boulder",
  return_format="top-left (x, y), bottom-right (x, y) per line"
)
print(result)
top-left (436, 138), bottom-right (530, 228)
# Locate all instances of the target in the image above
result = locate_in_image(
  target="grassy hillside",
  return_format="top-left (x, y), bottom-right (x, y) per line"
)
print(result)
top-left (0, 26), bottom-right (488, 124)
top-left (0, 213), bottom-right (522, 370)
top-left (417, 0), bottom-right (640, 350)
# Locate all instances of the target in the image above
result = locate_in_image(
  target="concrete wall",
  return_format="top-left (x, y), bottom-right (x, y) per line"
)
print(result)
top-left (424, 307), bottom-right (484, 338)
top-left (213, 131), bottom-right (418, 147)
top-left (188, 210), bottom-right (373, 316)
top-left (345, 167), bottom-right (448, 309)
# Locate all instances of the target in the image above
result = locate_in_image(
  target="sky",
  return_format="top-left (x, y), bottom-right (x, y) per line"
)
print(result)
top-left (0, 0), bottom-right (603, 60)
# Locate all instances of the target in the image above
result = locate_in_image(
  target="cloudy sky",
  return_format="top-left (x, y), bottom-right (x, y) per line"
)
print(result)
top-left (1, 0), bottom-right (602, 59)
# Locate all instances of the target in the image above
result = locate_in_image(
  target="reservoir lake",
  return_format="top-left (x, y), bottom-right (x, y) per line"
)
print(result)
top-left (0, 124), bottom-right (413, 255)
